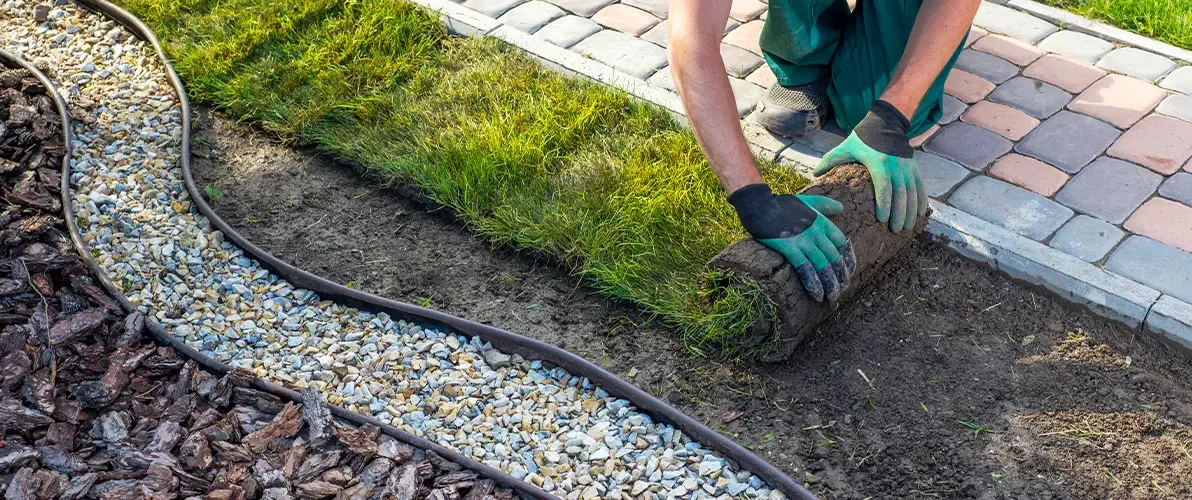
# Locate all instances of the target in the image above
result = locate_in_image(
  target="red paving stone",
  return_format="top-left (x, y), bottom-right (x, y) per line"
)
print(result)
top-left (1067, 74), bottom-right (1167, 128)
top-left (944, 69), bottom-right (996, 104)
top-left (971, 34), bottom-right (1044, 66)
top-left (966, 26), bottom-right (987, 47)
top-left (1125, 198), bottom-right (1192, 252)
top-left (729, 0), bottom-right (766, 22)
top-left (591, 4), bottom-right (660, 36)
top-left (910, 124), bottom-right (940, 148)
top-left (987, 153), bottom-right (1069, 196)
top-left (723, 19), bottom-right (763, 56)
top-left (961, 100), bottom-right (1040, 140)
top-left (1107, 114), bottom-right (1192, 175)
top-left (1022, 54), bottom-right (1106, 93)
top-left (745, 64), bottom-right (775, 88)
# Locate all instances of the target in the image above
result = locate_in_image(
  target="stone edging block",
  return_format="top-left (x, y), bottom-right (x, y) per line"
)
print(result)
top-left (926, 201), bottom-right (1160, 328)
top-left (1146, 295), bottom-right (1192, 350)
top-left (1005, 0), bottom-right (1192, 64)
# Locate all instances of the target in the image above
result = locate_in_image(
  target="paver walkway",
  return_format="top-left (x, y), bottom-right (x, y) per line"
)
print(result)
top-left (451, 0), bottom-right (1192, 342)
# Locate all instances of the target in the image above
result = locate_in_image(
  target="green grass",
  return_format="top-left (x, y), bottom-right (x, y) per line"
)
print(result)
top-left (118, 0), bottom-right (808, 355)
top-left (1040, 0), bottom-right (1192, 51)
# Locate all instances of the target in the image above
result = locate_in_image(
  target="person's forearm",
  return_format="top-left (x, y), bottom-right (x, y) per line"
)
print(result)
top-left (669, 0), bottom-right (761, 194)
top-left (881, 0), bottom-right (981, 118)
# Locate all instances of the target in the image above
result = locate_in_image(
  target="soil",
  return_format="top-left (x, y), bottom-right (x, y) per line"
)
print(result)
top-left (191, 106), bottom-right (1192, 499)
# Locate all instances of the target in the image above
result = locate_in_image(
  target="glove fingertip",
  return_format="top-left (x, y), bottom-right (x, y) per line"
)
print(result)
top-left (795, 262), bottom-right (825, 303)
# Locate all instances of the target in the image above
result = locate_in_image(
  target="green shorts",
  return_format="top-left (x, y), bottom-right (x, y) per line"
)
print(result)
top-left (759, 0), bottom-right (966, 137)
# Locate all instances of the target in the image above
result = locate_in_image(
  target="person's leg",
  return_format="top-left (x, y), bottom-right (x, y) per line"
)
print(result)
top-left (754, 0), bottom-right (852, 137)
top-left (826, 0), bottom-right (965, 138)
top-left (759, 0), bottom-right (852, 87)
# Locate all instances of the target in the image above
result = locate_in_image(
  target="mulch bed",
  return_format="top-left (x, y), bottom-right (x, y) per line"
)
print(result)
top-left (0, 66), bottom-right (515, 500)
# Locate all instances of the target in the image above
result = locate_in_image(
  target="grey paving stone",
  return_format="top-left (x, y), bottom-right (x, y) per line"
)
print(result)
top-left (1016, 111), bottom-right (1121, 173)
top-left (646, 66), bottom-right (676, 92)
top-left (498, 0), bottom-right (564, 33)
top-left (1105, 236), bottom-right (1192, 303)
top-left (572, 30), bottom-right (668, 79)
top-left (1160, 66), bottom-right (1192, 95)
top-left (1096, 47), bottom-right (1178, 83)
top-left (1055, 157), bottom-right (1162, 224)
top-left (1049, 215), bottom-right (1125, 262)
top-left (463, 0), bottom-right (526, 18)
top-left (544, 0), bottom-right (616, 17)
top-left (728, 77), bottom-right (765, 116)
top-left (941, 94), bottom-right (966, 125)
top-left (622, 0), bottom-right (670, 18)
top-left (915, 151), bottom-right (970, 198)
top-left (722, 43), bottom-right (763, 78)
top-left (1036, 30), bottom-right (1113, 63)
top-left (1156, 94), bottom-right (1192, 124)
top-left (955, 49), bottom-right (1020, 84)
top-left (1147, 295), bottom-right (1192, 351)
top-left (1160, 172), bottom-right (1192, 207)
top-left (949, 176), bottom-right (1074, 240)
top-left (535, 15), bottom-right (601, 48)
top-left (922, 122), bottom-right (1013, 170)
top-left (987, 76), bottom-right (1071, 119)
top-left (973, 2), bottom-right (1057, 44)
top-left (641, 19), bottom-right (668, 47)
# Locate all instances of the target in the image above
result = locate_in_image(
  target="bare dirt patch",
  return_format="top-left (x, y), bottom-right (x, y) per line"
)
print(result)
top-left (191, 107), bottom-right (1192, 499)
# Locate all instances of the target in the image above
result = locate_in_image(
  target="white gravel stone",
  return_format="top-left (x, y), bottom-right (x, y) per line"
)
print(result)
top-left (0, 2), bottom-right (786, 499)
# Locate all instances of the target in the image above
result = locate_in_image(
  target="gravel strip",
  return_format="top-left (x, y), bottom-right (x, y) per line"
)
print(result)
top-left (0, 2), bottom-right (785, 499)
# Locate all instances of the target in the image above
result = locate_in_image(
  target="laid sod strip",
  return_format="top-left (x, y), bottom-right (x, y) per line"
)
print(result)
top-left (117, 0), bottom-right (809, 355)
top-left (1039, 0), bottom-right (1192, 51)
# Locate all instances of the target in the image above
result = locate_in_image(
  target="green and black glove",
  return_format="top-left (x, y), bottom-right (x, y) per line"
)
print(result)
top-left (729, 184), bottom-right (856, 302)
top-left (816, 100), bottom-right (928, 233)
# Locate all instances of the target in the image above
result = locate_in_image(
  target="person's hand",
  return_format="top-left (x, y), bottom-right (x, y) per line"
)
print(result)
top-left (815, 100), bottom-right (927, 233)
top-left (729, 184), bottom-right (857, 302)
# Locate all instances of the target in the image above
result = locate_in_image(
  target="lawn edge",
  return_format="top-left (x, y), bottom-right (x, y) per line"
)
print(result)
top-left (1001, 0), bottom-right (1192, 64)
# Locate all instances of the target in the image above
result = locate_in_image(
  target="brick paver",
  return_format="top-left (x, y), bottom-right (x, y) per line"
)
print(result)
top-left (1022, 54), bottom-right (1106, 94)
top-left (1106, 114), bottom-right (1192, 175)
top-left (1156, 94), bottom-right (1192, 125)
top-left (544, 0), bottom-right (615, 17)
top-left (961, 100), bottom-right (1040, 140)
top-left (722, 19), bottom-right (763, 56)
top-left (1036, 31), bottom-right (1113, 63)
top-left (463, 0), bottom-right (526, 18)
top-left (1016, 110), bottom-right (1120, 173)
top-left (1125, 198), bottom-right (1192, 253)
top-left (728, 77), bottom-right (765, 116)
top-left (1067, 74), bottom-right (1166, 128)
top-left (973, 2), bottom-right (1057, 44)
top-left (967, 26), bottom-right (988, 47)
top-left (1106, 236), bottom-right (1192, 303)
top-left (955, 49), bottom-right (1019, 84)
top-left (1096, 47), bottom-right (1178, 83)
top-left (573, 30), bottom-right (668, 79)
top-left (909, 124), bottom-right (940, 148)
top-left (949, 176), bottom-right (1073, 240)
top-left (944, 69), bottom-right (995, 104)
top-left (498, 1), bottom-right (565, 34)
top-left (987, 153), bottom-right (1067, 196)
top-left (639, 19), bottom-right (668, 46)
top-left (729, 0), bottom-right (766, 22)
top-left (535, 15), bottom-right (601, 48)
top-left (971, 34), bottom-right (1044, 66)
top-left (1055, 157), bottom-right (1161, 224)
top-left (621, 0), bottom-right (669, 18)
top-left (1160, 67), bottom-right (1192, 95)
top-left (941, 94), bottom-right (966, 125)
top-left (923, 122), bottom-right (1013, 170)
top-left (591, 4), bottom-right (659, 36)
top-left (917, 151), bottom-right (970, 198)
top-left (987, 76), bottom-right (1070, 119)
top-left (1160, 173), bottom-right (1192, 207)
top-left (745, 64), bottom-right (775, 88)
top-left (1049, 215), bottom-right (1124, 262)
top-left (721, 43), bottom-right (763, 78)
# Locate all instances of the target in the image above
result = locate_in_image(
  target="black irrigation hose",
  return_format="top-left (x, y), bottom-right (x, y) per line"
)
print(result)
top-left (50, 2), bottom-right (820, 499)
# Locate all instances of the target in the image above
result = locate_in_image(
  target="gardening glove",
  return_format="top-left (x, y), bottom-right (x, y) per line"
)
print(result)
top-left (728, 183), bottom-right (857, 303)
top-left (815, 100), bottom-right (928, 233)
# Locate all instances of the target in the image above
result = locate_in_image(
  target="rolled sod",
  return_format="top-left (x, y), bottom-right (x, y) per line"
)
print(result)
top-left (709, 163), bottom-right (925, 361)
